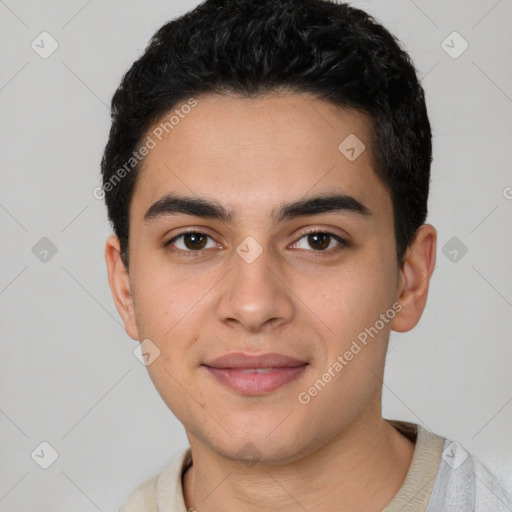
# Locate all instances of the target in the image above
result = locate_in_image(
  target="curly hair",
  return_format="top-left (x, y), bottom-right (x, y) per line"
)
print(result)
top-left (101, 0), bottom-right (432, 268)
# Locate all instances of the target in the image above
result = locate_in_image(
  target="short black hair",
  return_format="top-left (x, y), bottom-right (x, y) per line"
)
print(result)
top-left (101, 0), bottom-right (432, 268)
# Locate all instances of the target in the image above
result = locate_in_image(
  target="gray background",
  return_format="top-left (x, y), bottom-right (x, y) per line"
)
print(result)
top-left (0, 0), bottom-right (511, 510)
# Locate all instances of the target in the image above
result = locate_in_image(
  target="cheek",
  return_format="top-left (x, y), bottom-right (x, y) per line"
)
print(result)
top-left (131, 263), bottom-right (212, 370)
top-left (131, 260), bottom-right (206, 337)
top-left (146, 359), bottom-right (203, 424)
top-left (302, 256), bottom-right (396, 344)
top-left (295, 269), bottom-right (395, 433)
top-left (143, 321), bottom-right (212, 432)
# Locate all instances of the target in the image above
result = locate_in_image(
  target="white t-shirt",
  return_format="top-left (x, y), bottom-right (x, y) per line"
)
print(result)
top-left (119, 420), bottom-right (512, 511)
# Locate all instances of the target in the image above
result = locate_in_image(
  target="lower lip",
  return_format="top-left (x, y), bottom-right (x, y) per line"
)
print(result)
top-left (204, 365), bottom-right (308, 395)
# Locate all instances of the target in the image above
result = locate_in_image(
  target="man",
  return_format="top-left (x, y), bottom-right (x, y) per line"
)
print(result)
top-left (101, 0), bottom-right (512, 510)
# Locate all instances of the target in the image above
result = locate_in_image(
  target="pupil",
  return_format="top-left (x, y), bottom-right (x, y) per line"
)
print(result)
top-left (185, 233), bottom-right (206, 250)
top-left (308, 233), bottom-right (330, 250)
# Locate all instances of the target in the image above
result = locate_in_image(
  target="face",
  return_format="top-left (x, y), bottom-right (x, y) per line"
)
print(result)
top-left (107, 92), bottom-right (432, 464)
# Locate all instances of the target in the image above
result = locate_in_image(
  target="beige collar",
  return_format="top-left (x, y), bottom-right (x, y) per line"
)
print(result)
top-left (150, 420), bottom-right (444, 511)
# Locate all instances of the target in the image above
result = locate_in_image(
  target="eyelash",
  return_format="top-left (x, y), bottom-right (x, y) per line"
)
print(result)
top-left (163, 229), bottom-right (348, 257)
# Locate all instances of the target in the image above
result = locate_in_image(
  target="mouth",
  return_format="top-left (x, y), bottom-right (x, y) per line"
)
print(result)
top-left (202, 352), bottom-right (309, 395)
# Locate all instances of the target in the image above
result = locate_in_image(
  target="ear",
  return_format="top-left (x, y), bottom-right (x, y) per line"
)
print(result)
top-left (105, 234), bottom-right (140, 340)
top-left (391, 224), bottom-right (437, 333)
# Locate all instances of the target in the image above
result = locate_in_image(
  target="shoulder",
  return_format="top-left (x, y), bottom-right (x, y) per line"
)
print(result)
top-left (427, 438), bottom-right (512, 511)
top-left (119, 448), bottom-right (192, 512)
top-left (119, 474), bottom-right (159, 512)
top-left (384, 420), bottom-right (512, 512)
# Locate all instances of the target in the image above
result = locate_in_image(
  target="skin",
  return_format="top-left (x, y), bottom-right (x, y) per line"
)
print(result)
top-left (106, 92), bottom-right (436, 511)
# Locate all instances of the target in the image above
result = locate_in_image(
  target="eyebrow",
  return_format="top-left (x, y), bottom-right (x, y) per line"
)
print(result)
top-left (143, 193), bottom-right (372, 224)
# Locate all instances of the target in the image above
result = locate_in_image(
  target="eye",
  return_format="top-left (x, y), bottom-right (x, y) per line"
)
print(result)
top-left (165, 231), bottom-right (219, 252)
top-left (291, 231), bottom-right (347, 251)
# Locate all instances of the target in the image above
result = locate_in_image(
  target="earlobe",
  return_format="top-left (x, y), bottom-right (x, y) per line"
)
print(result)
top-left (105, 234), bottom-right (140, 340)
top-left (391, 224), bottom-right (437, 333)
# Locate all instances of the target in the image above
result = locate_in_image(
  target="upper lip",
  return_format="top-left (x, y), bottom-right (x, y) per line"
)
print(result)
top-left (203, 352), bottom-right (308, 369)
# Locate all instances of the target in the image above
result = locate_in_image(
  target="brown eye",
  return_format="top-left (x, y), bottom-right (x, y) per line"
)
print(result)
top-left (183, 233), bottom-right (207, 250)
top-left (307, 233), bottom-right (331, 250)
top-left (292, 231), bottom-right (347, 252)
top-left (166, 232), bottom-right (217, 252)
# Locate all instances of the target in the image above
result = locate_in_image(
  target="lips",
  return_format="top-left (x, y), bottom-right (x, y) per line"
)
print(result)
top-left (202, 352), bottom-right (308, 395)
top-left (204, 352), bottom-right (307, 369)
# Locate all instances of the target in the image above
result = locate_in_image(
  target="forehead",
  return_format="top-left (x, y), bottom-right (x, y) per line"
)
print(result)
top-left (130, 92), bottom-right (391, 224)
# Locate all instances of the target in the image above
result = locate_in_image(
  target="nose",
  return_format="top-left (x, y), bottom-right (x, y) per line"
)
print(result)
top-left (216, 242), bottom-right (295, 333)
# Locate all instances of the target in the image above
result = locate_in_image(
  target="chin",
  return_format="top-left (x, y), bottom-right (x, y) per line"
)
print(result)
top-left (215, 437), bottom-right (309, 467)
top-left (200, 416), bottom-right (314, 466)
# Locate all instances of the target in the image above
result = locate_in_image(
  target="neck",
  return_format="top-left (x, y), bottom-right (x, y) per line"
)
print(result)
top-left (183, 416), bottom-right (415, 511)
